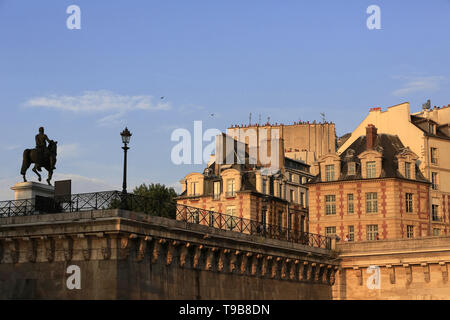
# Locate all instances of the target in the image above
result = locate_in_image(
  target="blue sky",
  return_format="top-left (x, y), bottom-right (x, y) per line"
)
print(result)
top-left (1, 0), bottom-right (450, 199)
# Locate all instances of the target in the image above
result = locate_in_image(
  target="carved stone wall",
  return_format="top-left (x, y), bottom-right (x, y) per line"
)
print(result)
top-left (0, 209), bottom-right (337, 300)
top-left (334, 237), bottom-right (450, 300)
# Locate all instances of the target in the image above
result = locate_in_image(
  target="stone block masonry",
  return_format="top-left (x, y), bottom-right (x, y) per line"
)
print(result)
top-left (0, 209), bottom-right (338, 299)
top-left (334, 237), bottom-right (450, 299)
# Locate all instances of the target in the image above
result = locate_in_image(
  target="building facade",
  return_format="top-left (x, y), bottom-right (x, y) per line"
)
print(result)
top-left (177, 134), bottom-right (313, 233)
top-left (227, 121), bottom-right (336, 166)
top-left (338, 102), bottom-right (450, 235)
top-left (308, 125), bottom-right (432, 241)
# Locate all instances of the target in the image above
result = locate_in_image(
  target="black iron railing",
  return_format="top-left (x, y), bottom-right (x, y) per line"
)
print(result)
top-left (0, 191), bottom-right (162, 218)
top-left (176, 204), bottom-right (332, 249)
top-left (0, 198), bottom-right (35, 217)
top-left (0, 191), bottom-right (332, 249)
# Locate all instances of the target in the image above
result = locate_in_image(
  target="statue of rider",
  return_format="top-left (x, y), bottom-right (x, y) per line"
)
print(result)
top-left (35, 127), bottom-right (55, 171)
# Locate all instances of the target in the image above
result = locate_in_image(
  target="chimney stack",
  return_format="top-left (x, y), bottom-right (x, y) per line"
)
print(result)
top-left (366, 124), bottom-right (377, 150)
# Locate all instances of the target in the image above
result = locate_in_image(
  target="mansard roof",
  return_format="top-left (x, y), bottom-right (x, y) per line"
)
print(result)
top-left (310, 133), bottom-right (429, 183)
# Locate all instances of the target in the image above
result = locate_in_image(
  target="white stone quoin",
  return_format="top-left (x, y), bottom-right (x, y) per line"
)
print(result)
top-left (11, 182), bottom-right (54, 200)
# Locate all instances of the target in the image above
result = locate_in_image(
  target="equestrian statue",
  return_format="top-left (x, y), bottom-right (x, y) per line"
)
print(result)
top-left (21, 127), bottom-right (57, 185)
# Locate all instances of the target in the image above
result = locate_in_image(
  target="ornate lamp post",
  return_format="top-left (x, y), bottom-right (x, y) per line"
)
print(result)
top-left (120, 127), bottom-right (132, 195)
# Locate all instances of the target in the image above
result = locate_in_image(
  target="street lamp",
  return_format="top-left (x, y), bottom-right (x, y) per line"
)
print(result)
top-left (120, 127), bottom-right (132, 195)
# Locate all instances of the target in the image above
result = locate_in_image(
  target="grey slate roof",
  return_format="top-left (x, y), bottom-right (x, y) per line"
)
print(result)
top-left (310, 133), bottom-right (429, 184)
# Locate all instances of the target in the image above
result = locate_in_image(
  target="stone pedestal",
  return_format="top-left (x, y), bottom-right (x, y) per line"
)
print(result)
top-left (11, 182), bottom-right (54, 200)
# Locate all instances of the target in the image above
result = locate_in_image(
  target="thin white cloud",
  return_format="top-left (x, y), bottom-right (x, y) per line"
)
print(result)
top-left (177, 104), bottom-right (206, 115)
top-left (4, 145), bottom-right (20, 151)
top-left (52, 173), bottom-right (118, 193)
top-left (392, 76), bottom-right (445, 96)
top-left (97, 112), bottom-right (127, 127)
top-left (24, 90), bottom-right (171, 126)
top-left (0, 173), bottom-right (119, 201)
top-left (57, 143), bottom-right (81, 160)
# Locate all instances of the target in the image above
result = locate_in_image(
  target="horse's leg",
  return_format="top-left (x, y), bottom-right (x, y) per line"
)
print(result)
top-left (47, 169), bottom-right (53, 186)
top-left (21, 149), bottom-right (31, 182)
top-left (32, 165), bottom-right (42, 182)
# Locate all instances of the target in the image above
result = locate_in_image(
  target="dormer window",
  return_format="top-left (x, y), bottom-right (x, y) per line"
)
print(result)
top-left (191, 182), bottom-right (199, 196)
top-left (227, 179), bottom-right (236, 197)
top-left (348, 162), bottom-right (356, 176)
top-left (325, 165), bottom-right (335, 181)
top-left (404, 162), bottom-right (411, 179)
top-left (430, 123), bottom-right (436, 135)
top-left (213, 181), bottom-right (221, 199)
top-left (366, 161), bottom-right (376, 178)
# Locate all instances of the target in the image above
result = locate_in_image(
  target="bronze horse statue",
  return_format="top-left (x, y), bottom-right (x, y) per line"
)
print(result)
top-left (21, 140), bottom-right (57, 185)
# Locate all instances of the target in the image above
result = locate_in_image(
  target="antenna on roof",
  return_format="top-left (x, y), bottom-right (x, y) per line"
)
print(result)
top-left (320, 112), bottom-right (326, 122)
top-left (249, 112), bottom-right (252, 126)
top-left (422, 99), bottom-right (431, 110)
top-left (258, 114), bottom-right (261, 125)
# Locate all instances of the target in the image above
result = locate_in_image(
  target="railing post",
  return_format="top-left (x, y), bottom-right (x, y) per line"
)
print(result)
top-left (329, 236), bottom-right (335, 250)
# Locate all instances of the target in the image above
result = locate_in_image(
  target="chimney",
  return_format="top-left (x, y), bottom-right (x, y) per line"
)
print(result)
top-left (366, 124), bottom-right (377, 150)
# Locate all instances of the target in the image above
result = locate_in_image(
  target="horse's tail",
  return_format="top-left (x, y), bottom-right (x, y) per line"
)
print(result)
top-left (21, 149), bottom-right (31, 175)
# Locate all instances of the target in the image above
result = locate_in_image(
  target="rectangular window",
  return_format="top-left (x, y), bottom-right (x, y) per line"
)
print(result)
top-left (430, 123), bottom-right (436, 135)
top-left (213, 181), bottom-right (220, 199)
top-left (366, 224), bottom-right (378, 241)
top-left (433, 228), bottom-right (441, 236)
top-left (347, 194), bottom-right (354, 214)
top-left (227, 179), bottom-right (236, 197)
top-left (325, 195), bottom-right (336, 215)
top-left (432, 172), bottom-right (438, 190)
top-left (225, 206), bottom-right (237, 230)
top-left (325, 226), bottom-right (336, 237)
top-left (406, 225), bottom-right (414, 238)
top-left (348, 162), bottom-right (356, 176)
top-left (191, 182), bottom-right (199, 196)
top-left (300, 192), bottom-right (305, 207)
top-left (289, 189), bottom-right (295, 203)
top-left (288, 212), bottom-right (293, 230)
top-left (366, 161), bottom-right (376, 178)
top-left (431, 147), bottom-right (438, 164)
top-left (404, 162), bottom-right (411, 179)
top-left (278, 211), bottom-right (283, 229)
top-left (405, 193), bottom-right (413, 213)
top-left (289, 173), bottom-right (293, 182)
top-left (432, 204), bottom-right (440, 221)
top-left (366, 192), bottom-right (378, 213)
top-left (325, 165), bottom-right (335, 181)
top-left (348, 226), bottom-right (354, 242)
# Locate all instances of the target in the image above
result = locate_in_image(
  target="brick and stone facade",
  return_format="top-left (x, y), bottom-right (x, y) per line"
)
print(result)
top-left (308, 125), bottom-right (432, 241)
